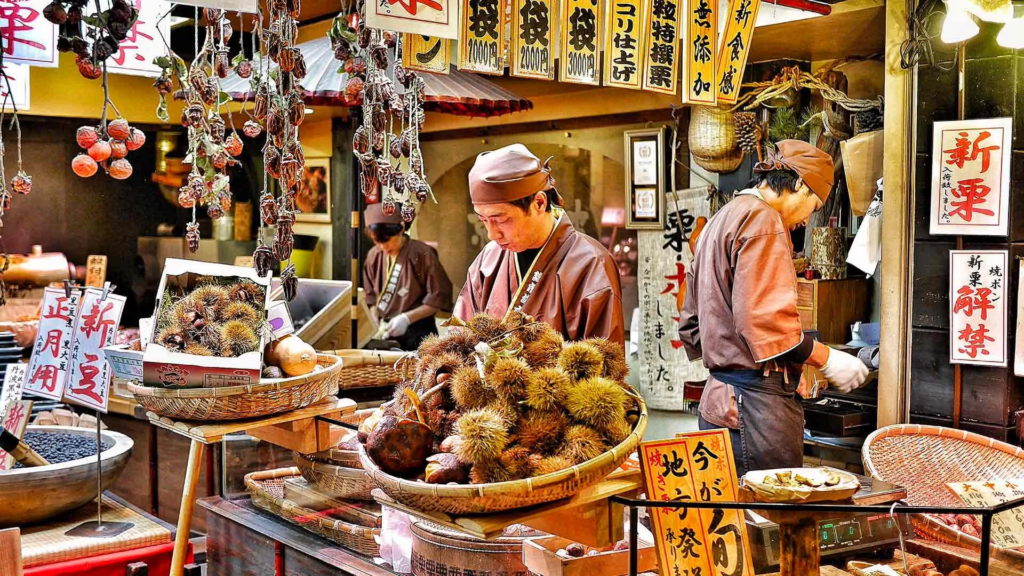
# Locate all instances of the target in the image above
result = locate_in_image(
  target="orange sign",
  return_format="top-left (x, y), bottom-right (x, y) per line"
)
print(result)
top-left (604, 0), bottom-right (647, 89)
top-left (716, 0), bottom-right (761, 104)
top-left (641, 0), bottom-right (681, 95)
top-left (403, 34), bottom-right (451, 74)
top-left (684, 0), bottom-right (717, 105)
top-left (511, 0), bottom-right (555, 80)
top-left (559, 0), bottom-right (601, 85)
top-left (458, 0), bottom-right (506, 75)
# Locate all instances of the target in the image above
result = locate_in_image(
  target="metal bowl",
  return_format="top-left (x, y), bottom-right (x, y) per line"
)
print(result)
top-left (0, 425), bottom-right (133, 527)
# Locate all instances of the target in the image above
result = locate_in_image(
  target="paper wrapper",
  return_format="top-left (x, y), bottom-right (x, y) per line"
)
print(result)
top-left (742, 467), bottom-right (860, 503)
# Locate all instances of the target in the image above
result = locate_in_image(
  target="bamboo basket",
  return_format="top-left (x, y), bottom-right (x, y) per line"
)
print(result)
top-left (128, 354), bottom-right (342, 421)
top-left (302, 408), bottom-right (376, 467)
top-left (245, 467), bottom-right (299, 518)
top-left (294, 451), bottom-right (375, 501)
top-left (328, 349), bottom-right (418, 390)
top-left (359, 392), bottom-right (649, 515)
top-left (689, 105), bottom-right (744, 174)
top-left (863, 424), bottom-right (1024, 564)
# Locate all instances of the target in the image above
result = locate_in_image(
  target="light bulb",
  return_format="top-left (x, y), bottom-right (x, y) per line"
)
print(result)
top-left (997, 18), bottom-right (1024, 48)
top-left (949, 0), bottom-right (1013, 22)
top-left (941, 5), bottom-right (980, 43)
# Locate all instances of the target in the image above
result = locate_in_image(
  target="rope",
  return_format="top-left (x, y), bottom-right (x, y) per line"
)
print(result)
top-left (732, 66), bottom-right (882, 114)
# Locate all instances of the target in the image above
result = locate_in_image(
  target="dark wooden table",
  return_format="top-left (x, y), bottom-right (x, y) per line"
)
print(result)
top-left (199, 496), bottom-right (395, 576)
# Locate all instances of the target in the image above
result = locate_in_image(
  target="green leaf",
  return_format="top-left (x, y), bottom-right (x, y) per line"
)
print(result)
top-left (269, 67), bottom-right (279, 82)
top-left (339, 29), bottom-right (357, 42)
top-left (172, 55), bottom-right (188, 79)
top-left (83, 14), bottom-right (106, 28)
top-left (152, 55), bottom-right (172, 70)
top-left (155, 97), bottom-right (169, 122)
top-left (336, 64), bottom-right (345, 74)
top-left (218, 91), bottom-right (231, 106)
top-left (231, 52), bottom-right (245, 66)
top-left (128, 7), bottom-right (140, 28)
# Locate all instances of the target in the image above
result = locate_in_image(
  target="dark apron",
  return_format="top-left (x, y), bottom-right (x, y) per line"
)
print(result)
top-left (699, 369), bottom-right (804, 477)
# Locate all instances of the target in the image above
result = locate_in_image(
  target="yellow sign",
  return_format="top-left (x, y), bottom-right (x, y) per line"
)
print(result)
top-left (559, 0), bottom-right (601, 85)
top-left (716, 0), bottom-right (760, 104)
top-left (365, 0), bottom-right (459, 39)
top-left (403, 34), bottom-right (451, 74)
top-left (511, 0), bottom-right (555, 80)
top-left (85, 255), bottom-right (107, 288)
top-left (604, 0), bottom-right (647, 90)
top-left (684, 0), bottom-right (717, 105)
top-left (639, 430), bottom-right (754, 576)
top-left (458, 0), bottom-right (506, 75)
top-left (641, 0), bottom-right (681, 95)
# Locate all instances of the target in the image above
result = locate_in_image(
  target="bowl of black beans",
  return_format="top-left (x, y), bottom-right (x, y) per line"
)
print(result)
top-left (0, 425), bottom-right (133, 526)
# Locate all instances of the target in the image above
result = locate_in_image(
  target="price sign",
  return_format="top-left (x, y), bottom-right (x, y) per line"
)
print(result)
top-left (64, 287), bottom-right (126, 413)
top-left (947, 479), bottom-right (1024, 549)
top-left (458, 0), bottom-right (505, 74)
top-left (510, 0), bottom-right (554, 80)
top-left (24, 287), bottom-right (82, 400)
top-left (559, 0), bottom-right (600, 85)
top-left (950, 250), bottom-right (1007, 367)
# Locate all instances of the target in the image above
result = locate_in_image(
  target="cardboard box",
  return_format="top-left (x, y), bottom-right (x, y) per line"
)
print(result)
top-left (521, 536), bottom-right (657, 576)
top-left (143, 258), bottom-right (271, 388)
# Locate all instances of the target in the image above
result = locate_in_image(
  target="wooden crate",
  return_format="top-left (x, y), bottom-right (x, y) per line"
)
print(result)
top-left (521, 536), bottom-right (658, 576)
top-left (795, 279), bottom-right (871, 344)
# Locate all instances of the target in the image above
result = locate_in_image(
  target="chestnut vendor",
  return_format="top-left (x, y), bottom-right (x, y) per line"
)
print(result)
top-left (363, 203), bottom-right (453, 351)
top-left (454, 144), bottom-right (625, 345)
top-left (679, 140), bottom-right (870, 476)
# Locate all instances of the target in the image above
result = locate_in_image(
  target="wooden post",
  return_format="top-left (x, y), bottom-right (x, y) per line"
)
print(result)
top-left (170, 440), bottom-right (205, 576)
top-left (0, 528), bottom-right (21, 576)
top-left (778, 517), bottom-right (820, 576)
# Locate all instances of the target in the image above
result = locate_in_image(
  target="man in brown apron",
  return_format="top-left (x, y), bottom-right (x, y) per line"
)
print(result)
top-left (363, 203), bottom-right (453, 351)
top-left (678, 140), bottom-right (869, 476)
top-left (454, 144), bottom-right (625, 345)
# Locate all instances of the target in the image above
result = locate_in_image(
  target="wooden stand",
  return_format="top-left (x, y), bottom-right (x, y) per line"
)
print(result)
top-left (143, 398), bottom-right (357, 576)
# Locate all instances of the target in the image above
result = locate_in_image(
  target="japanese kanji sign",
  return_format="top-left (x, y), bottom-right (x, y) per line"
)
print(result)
top-left (640, 430), bottom-right (754, 576)
top-left (604, 0), bottom-right (646, 89)
top-left (0, 62), bottom-right (29, 110)
top-left (24, 287), bottom-right (82, 401)
top-left (642, 0), bottom-right (680, 95)
top-left (0, 0), bottom-right (57, 67)
top-left (684, 0), bottom-right (716, 105)
top-left (0, 362), bottom-right (25, 418)
top-left (950, 250), bottom-right (1007, 367)
top-left (511, 0), bottom-right (554, 80)
top-left (101, 0), bottom-right (168, 78)
top-left (639, 188), bottom-right (709, 410)
top-left (0, 399), bottom-right (32, 470)
top-left (402, 34), bottom-right (450, 74)
top-left (559, 0), bottom-right (600, 84)
top-left (715, 0), bottom-right (759, 104)
top-left (947, 479), bottom-right (1024, 549)
top-left (64, 287), bottom-right (126, 413)
top-left (930, 118), bottom-right (1012, 236)
top-left (459, 0), bottom-right (505, 74)
top-left (368, 0), bottom-right (458, 39)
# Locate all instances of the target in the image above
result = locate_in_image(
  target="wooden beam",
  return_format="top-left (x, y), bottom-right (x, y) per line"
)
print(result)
top-left (419, 109), bottom-right (677, 142)
top-left (877, 0), bottom-right (916, 427)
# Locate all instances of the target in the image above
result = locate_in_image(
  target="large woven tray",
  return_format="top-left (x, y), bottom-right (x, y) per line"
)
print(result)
top-left (358, 392), bottom-right (649, 515)
top-left (294, 450), bottom-right (375, 501)
top-left (863, 424), bottom-right (1024, 563)
top-left (329, 349), bottom-right (417, 390)
top-left (128, 354), bottom-right (341, 421)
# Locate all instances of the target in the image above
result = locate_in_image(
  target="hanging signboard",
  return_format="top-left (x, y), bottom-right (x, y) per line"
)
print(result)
top-left (640, 430), bottom-right (754, 576)
top-left (715, 0), bottom-right (760, 104)
top-left (172, 0), bottom-right (258, 14)
top-left (0, 0), bottom-right (57, 67)
top-left (64, 287), bottom-right (126, 413)
top-left (950, 250), bottom-right (1007, 367)
top-left (368, 0), bottom-right (459, 38)
top-left (102, 0), bottom-right (169, 78)
top-left (559, 0), bottom-right (600, 85)
top-left (24, 287), bottom-right (83, 401)
top-left (638, 188), bottom-right (710, 410)
top-left (458, 0), bottom-right (505, 74)
top-left (0, 63), bottom-right (30, 110)
top-left (684, 0), bottom-right (716, 105)
top-left (402, 34), bottom-right (450, 74)
top-left (510, 0), bottom-right (554, 80)
top-left (641, 0), bottom-right (680, 95)
top-left (930, 118), bottom-right (1012, 236)
top-left (604, 0), bottom-right (646, 89)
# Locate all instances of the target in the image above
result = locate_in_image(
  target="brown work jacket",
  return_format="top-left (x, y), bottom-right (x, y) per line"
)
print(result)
top-left (364, 238), bottom-right (453, 321)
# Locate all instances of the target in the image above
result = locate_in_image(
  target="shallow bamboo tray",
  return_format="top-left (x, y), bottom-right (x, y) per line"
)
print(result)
top-left (294, 451), bottom-right (375, 501)
top-left (359, 392), bottom-right (649, 515)
top-left (128, 354), bottom-right (342, 421)
top-left (328, 349), bottom-right (417, 390)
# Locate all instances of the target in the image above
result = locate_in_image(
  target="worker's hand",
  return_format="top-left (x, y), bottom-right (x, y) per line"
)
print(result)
top-left (386, 314), bottom-right (411, 338)
top-left (820, 348), bottom-right (870, 393)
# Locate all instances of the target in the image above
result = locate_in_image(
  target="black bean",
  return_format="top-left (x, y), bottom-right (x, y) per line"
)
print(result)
top-left (10, 432), bottom-right (112, 468)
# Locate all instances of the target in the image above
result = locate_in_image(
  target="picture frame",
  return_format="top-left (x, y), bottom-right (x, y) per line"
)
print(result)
top-left (624, 127), bottom-right (666, 230)
top-left (295, 157), bottom-right (331, 223)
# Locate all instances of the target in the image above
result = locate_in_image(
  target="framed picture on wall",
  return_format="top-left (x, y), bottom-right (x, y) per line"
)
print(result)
top-left (295, 158), bottom-right (331, 222)
top-left (624, 127), bottom-right (666, 229)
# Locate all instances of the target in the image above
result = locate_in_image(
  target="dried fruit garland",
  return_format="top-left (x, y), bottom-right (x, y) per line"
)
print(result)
top-left (71, 68), bottom-right (145, 180)
top-left (46, 0), bottom-right (139, 80)
top-left (0, 52), bottom-right (29, 306)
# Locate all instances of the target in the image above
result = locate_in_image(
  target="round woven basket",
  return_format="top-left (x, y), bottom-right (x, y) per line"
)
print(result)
top-left (294, 451), bottom-right (375, 501)
top-left (689, 105), bottom-right (744, 174)
top-left (329, 349), bottom-right (418, 390)
top-left (245, 466), bottom-right (299, 518)
top-left (128, 354), bottom-right (342, 421)
top-left (359, 392), bottom-right (649, 515)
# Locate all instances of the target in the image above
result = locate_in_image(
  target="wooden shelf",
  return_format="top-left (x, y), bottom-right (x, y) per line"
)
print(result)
top-left (748, 4), bottom-right (885, 63)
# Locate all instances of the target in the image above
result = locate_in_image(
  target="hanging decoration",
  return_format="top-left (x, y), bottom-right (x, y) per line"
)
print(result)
top-left (45, 0), bottom-right (141, 79)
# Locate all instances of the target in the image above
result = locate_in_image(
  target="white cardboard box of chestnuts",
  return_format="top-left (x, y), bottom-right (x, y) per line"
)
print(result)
top-left (143, 258), bottom-right (272, 389)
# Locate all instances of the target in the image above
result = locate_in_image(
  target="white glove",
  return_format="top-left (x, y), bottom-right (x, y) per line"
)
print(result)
top-left (386, 314), bottom-right (411, 338)
top-left (820, 348), bottom-right (870, 393)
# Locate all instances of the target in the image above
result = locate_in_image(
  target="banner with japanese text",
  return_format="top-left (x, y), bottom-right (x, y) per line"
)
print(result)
top-left (367, 0), bottom-right (458, 38)
top-left (684, 0), bottom-right (716, 105)
top-left (64, 287), bottom-right (126, 413)
top-left (102, 0), bottom-right (170, 78)
top-left (638, 188), bottom-right (709, 410)
top-left (715, 0), bottom-right (759, 104)
top-left (604, 0), bottom-right (646, 89)
top-left (0, 363), bottom-right (27, 469)
top-left (641, 0), bottom-right (680, 95)
top-left (0, 63), bottom-right (30, 110)
top-left (458, 0), bottom-right (505, 74)
top-left (640, 431), bottom-right (754, 576)
top-left (950, 250), bottom-right (1007, 367)
top-left (0, 0), bottom-right (57, 67)
top-left (930, 118), bottom-right (1012, 236)
top-left (559, 0), bottom-right (600, 84)
top-left (402, 34), bottom-right (450, 74)
top-left (24, 287), bottom-right (82, 400)
top-left (511, 0), bottom-right (554, 80)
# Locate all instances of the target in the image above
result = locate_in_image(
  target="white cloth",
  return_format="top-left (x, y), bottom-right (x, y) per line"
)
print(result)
top-left (847, 179), bottom-right (883, 276)
top-left (376, 506), bottom-right (414, 573)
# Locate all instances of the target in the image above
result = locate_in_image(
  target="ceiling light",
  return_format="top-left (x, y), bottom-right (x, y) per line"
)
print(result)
top-left (997, 18), bottom-right (1024, 48)
top-left (949, 0), bottom-right (1013, 22)
top-left (941, 4), bottom-right (980, 43)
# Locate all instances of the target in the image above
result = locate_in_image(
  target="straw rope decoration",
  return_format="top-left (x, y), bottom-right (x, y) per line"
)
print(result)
top-left (732, 66), bottom-right (883, 114)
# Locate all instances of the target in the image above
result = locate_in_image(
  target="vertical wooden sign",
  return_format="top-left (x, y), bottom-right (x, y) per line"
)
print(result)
top-left (403, 34), bottom-right (451, 74)
top-left (458, 0), bottom-right (506, 74)
top-left (716, 0), bottom-right (760, 104)
top-left (684, 0), bottom-right (717, 105)
top-left (85, 255), bottom-right (108, 287)
top-left (642, 0), bottom-right (681, 95)
top-left (604, 0), bottom-right (647, 90)
top-left (559, 0), bottom-right (601, 85)
top-left (511, 0), bottom-right (555, 80)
